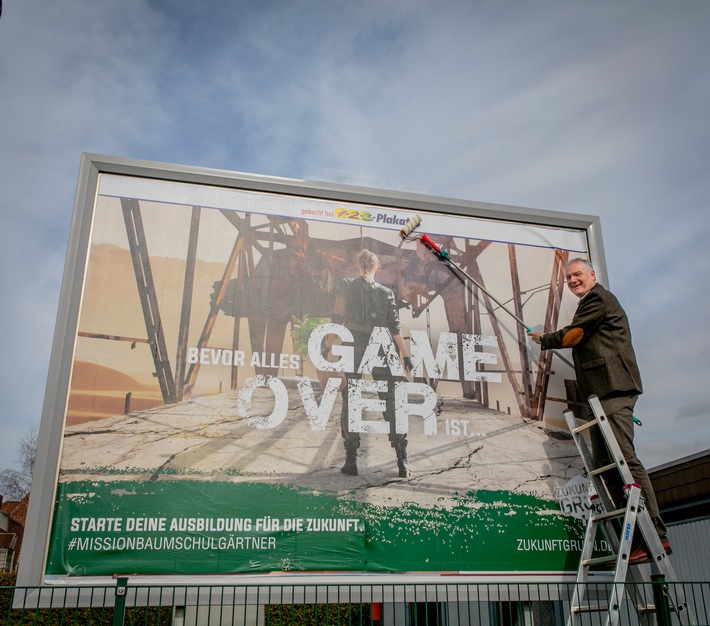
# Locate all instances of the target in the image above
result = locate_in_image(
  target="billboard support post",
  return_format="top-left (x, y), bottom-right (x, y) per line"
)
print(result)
top-left (112, 578), bottom-right (127, 626)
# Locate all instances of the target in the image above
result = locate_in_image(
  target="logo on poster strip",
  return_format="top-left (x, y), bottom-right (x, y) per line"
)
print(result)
top-left (555, 474), bottom-right (593, 522)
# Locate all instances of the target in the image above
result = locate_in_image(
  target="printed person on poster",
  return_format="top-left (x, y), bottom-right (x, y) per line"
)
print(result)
top-left (528, 258), bottom-right (670, 564)
top-left (330, 249), bottom-right (414, 477)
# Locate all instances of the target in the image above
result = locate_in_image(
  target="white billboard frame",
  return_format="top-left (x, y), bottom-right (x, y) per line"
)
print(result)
top-left (19, 153), bottom-right (606, 588)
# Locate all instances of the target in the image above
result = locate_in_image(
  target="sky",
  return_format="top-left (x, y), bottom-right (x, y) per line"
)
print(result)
top-left (1, 0), bottom-right (709, 485)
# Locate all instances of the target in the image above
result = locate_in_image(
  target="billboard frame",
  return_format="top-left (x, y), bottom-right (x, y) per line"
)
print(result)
top-left (19, 153), bottom-right (606, 587)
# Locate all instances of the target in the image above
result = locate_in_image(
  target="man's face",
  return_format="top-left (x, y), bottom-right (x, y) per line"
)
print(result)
top-left (565, 261), bottom-right (596, 298)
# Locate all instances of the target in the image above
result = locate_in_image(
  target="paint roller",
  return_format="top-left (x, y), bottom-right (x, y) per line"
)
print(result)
top-left (399, 214), bottom-right (422, 239)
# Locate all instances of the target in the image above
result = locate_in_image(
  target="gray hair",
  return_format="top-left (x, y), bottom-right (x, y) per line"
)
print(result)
top-left (565, 258), bottom-right (594, 272)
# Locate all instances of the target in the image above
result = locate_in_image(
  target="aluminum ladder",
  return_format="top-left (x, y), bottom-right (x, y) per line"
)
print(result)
top-left (564, 395), bottom-right (695, 626)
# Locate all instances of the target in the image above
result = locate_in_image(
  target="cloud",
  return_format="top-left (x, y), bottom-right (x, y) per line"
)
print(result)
top-left (2, 0), bottom-right (710, 474)
top-left (675, 401), bottom-right (710, 422)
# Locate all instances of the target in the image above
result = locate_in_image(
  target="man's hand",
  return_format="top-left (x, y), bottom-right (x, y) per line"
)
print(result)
top-left (527, 331), bottom-right (544, 345)
top-left (403, 356), bottom-right (413, 374)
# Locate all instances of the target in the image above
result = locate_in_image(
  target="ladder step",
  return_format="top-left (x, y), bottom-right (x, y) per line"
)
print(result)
top-left (572, 419), bottom-right (598, 434)
top-left (572, 604), bottom-right (607, 613)
top-left (590, 462), bottom-right (617, 475)
top-left (574, 602), bottom-right (659, 616)
top-left (582, 555), bottom-right (617, 567)
top-left (591, 507), bottom-right (627, 522)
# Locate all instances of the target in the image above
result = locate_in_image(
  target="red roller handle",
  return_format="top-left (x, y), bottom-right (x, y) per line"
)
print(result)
top-left (420, 233), bottom-right (441, 253)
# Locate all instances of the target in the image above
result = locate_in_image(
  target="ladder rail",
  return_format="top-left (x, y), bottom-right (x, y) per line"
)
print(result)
top-left (587, 396), bottom-right (695, 623)
top-left (563, 398), bottom-right (696, 625)
top-left (564, 410), bottom-right (650, 626)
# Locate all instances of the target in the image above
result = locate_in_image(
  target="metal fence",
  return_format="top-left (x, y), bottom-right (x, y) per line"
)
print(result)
top-left (2, 579), bottom-right (709, 626)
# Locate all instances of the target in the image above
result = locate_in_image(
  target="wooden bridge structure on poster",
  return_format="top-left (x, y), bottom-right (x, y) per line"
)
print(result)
top-left (78, 199), bottom-right (573, 421)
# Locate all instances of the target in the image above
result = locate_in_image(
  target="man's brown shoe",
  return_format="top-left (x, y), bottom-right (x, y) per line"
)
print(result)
top-left (628, 539), bottom-right (672, 566)
top-left (627, 546), bottom-right (652, 566)
top-left (662, 538), bottom-right (673, 555)
top-left (604, 539), bottom-right (672, 568)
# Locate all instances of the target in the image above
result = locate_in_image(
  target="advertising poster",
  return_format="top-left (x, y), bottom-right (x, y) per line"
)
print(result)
top-left (43, 168), bottom-right (601, 579)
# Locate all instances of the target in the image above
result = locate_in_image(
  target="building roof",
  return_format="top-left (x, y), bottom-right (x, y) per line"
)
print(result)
top-left (0, 495), bottom-right (29, 526)
top-left (649, 448), bottom-right (710, 523)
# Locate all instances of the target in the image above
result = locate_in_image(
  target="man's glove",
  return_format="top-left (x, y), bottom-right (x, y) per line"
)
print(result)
top-left (403, 356), bottom-right (413, 373)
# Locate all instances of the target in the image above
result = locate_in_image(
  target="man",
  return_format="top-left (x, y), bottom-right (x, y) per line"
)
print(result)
top-left (332, 249), bottom-right (413, 478)
top-left (528, 258), bottom-right (670, 564)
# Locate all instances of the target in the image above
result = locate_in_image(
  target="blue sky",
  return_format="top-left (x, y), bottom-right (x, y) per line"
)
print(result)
top-left (1, 1), bottom-right (709, 480)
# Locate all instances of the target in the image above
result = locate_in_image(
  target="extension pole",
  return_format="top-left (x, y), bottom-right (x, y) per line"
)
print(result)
top-left (416, 232), bottom-right (575, 370)
top-left (419, 234), bottom-right (532, 332)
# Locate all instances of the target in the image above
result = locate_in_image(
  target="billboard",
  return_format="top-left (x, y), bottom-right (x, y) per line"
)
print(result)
top-left (21, 154), bottom-right (608, 585)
